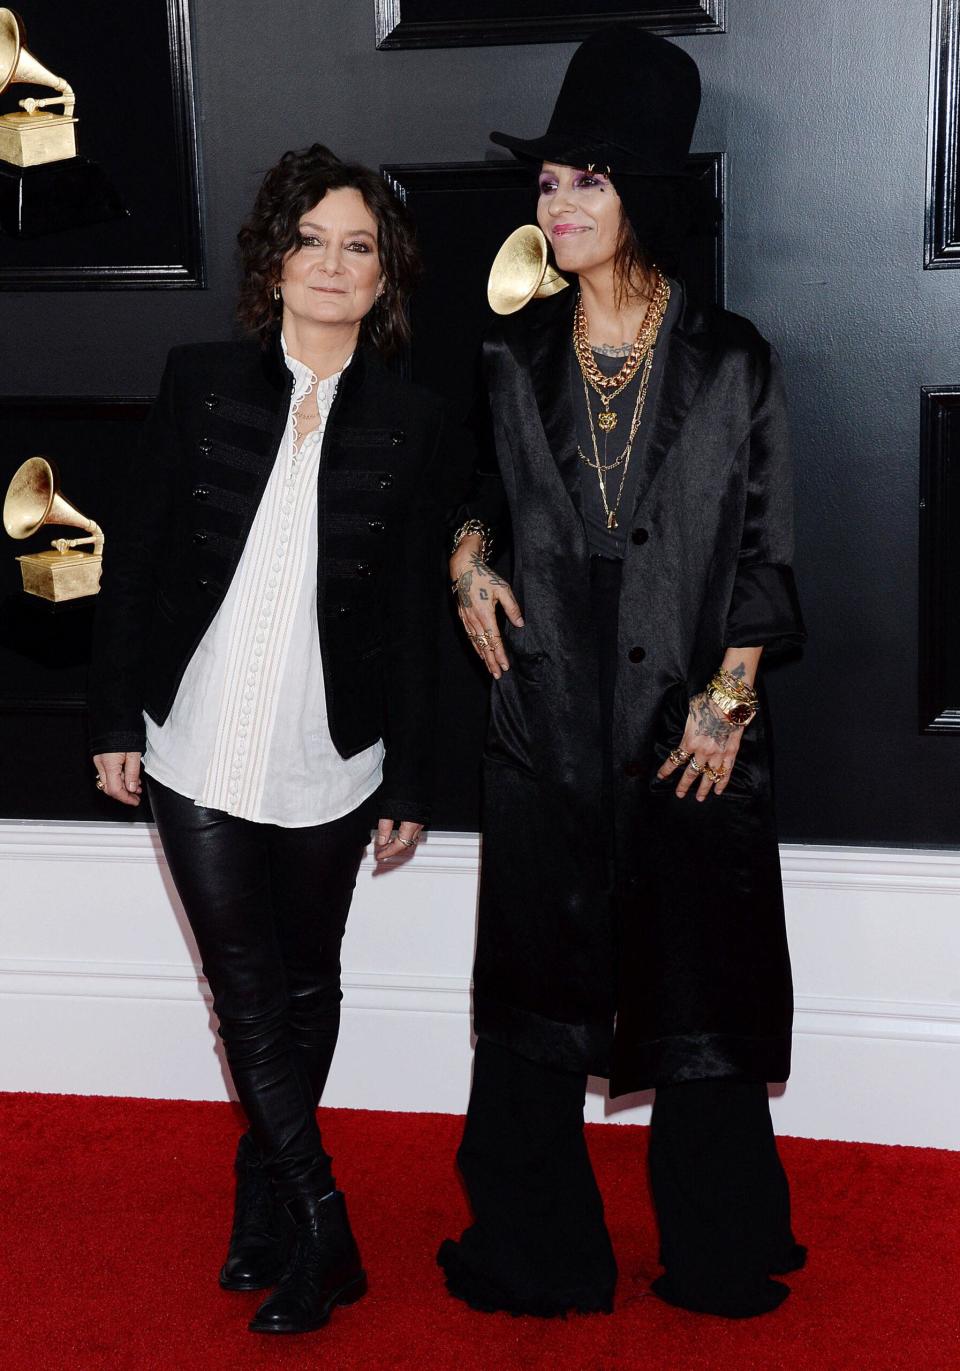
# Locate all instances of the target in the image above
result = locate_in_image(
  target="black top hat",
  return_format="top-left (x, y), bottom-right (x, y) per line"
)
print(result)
top-left (490, 26), bottom-right (701, 178)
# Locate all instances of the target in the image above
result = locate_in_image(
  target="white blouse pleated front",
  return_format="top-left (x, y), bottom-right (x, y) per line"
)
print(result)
top-left (143, 341), bottom-right (384, 826)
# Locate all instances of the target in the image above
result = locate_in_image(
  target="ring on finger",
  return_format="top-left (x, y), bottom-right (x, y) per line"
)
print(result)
top-left (94, 775), bottom-right (105, 791)
top-left (687, 758), bottom-right (705, 775)
top-left (668, 748), bottom-right (691, 767)
top-left (705, 765), bottom-right (726, 782)
top-left (396, 835), bottom-right (417, 848)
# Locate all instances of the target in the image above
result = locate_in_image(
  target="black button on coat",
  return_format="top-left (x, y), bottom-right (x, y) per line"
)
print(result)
top-left (87, 333), bottom-right (456, 825)
top-left (457, 287), bottom-right (806, 1096)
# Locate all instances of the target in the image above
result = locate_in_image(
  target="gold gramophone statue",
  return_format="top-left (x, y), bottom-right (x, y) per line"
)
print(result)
top-left (487, 224), bottom-right (569, 315)
top-left (3, 456), bottom-right (104, 601)
top-left (0, 7), bottom-right (123, 236)
top-left (0, 6), bottom-right (75, 166)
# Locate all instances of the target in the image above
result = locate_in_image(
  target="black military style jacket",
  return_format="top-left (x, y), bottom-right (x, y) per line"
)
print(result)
top-left (88, 331), bottom-right (451, 824)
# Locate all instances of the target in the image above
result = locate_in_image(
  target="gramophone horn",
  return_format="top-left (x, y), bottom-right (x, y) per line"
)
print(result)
top-left (3, 456), bottom-right (101, 547)
top-left (0, 8), bottom-right (75, 114)
top-left (487, 224), bottom-right (569, 316)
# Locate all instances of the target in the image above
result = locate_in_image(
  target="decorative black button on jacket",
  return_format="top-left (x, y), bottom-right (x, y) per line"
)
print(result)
top-left (88, 331), bottom-right (457, 825)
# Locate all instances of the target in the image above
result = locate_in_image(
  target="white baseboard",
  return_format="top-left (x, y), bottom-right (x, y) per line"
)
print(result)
top-left (2, 822), bottom-right (959, 1149)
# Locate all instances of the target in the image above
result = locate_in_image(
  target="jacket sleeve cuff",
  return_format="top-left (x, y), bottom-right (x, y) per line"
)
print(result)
top-left (88, 729), bottom-right (147, 757)
top-left (725, 563), bottom-right (806, 657)
top-left (375, 796), bottom-right (431, 827)
top-left (448, 474), bottom-right (509, 544)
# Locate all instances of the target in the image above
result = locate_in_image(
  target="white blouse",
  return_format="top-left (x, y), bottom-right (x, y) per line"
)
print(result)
top-left (143, 341), bottom-right (384, 826)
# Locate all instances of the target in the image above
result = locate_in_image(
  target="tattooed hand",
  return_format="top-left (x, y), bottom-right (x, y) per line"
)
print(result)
top-left (450, 536), bottom-right (524, 680)
top-left (656, 655), bottom-right (760, 800)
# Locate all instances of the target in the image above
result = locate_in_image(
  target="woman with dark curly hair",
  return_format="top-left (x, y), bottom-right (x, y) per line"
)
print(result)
top-left (88, 144), bottom-right (450, 1336)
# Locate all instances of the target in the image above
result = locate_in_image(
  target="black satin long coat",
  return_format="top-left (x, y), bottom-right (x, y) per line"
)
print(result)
top-left (462, 287), bottom-right (805, 1096)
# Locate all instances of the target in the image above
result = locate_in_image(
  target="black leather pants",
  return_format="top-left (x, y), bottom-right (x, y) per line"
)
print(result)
top-left (147, 776), bottom-right (371, 1200)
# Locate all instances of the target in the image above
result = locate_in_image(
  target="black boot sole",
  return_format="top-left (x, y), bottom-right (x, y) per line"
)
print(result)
top-left (248, 1271), bottom-right (368, 1334)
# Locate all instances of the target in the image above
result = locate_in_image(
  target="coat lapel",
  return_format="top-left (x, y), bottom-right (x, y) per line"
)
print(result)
top-left (526, 290), bottom-right (582, 511)
top-left (631, 289), bottom-right (717, 513)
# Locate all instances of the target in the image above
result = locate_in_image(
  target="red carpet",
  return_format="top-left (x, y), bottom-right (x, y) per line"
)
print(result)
top-left (2, 1094), bottom-right (959, 1370)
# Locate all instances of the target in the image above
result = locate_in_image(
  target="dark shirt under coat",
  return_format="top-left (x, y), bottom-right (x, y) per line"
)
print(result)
top-left (87, 331), bottom-right (454, 825)
top-left (458, 284), bottom-right (806, 1096)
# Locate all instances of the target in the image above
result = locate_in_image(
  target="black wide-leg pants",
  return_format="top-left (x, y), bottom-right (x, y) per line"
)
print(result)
top-left (440, 1040), bottom-right (803, 1318)
top-left (147, 776), bottom-right (370, 1200)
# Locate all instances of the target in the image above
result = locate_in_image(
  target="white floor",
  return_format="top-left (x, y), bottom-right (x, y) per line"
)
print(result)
top-left (1, 822), bottom-right (958, 1149)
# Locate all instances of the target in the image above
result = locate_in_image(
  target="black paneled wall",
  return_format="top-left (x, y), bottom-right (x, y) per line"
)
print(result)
top-left (1, 1), bottom-right (957, 843)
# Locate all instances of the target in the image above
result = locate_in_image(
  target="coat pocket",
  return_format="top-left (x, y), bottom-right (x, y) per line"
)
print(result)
top-left (501, 621), bottom-right (547, 673)
top-left (484, 669), bottom-right (538, 776)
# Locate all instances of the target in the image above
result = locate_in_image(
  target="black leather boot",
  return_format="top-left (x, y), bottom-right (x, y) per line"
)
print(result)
top-left (249, 1191), bottom-right (367, 1334)
top-left (219, 1133), bottom-right (289, 1291)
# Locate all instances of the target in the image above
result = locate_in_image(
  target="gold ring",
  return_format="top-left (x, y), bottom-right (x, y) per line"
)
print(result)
top-left (668, 748), bottom-right (691, 766)
top-left (688, 759), bottom-right (705, 775)
top-left (94, 776), bottom-right (105, 791)
top-left (706, 765), bottom-right (726, 782)
top-left (396, 835), bottom-right (416, 848)
top-left (475, 635), bottom-right (490, 650)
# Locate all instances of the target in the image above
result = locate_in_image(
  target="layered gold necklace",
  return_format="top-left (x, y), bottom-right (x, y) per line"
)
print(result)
top-left (573, 270), bottom-right (670, 433)
top-left (573, 273), bottom-right (671, 531)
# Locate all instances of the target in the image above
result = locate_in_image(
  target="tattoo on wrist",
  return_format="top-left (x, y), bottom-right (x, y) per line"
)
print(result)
top-left (690, 692), bottom-right (735, 745)
top-left (469, 553), bottom-right (508, 587)
top-left (456, 569), bottom-right (473, 608)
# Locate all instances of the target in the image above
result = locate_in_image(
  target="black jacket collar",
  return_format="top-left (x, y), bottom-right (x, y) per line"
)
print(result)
top-left (258, 326), bottom-right (377, 410)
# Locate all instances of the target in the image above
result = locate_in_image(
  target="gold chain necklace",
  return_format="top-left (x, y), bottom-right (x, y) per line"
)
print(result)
top-left (573, 272), bottom-right (670, 433)
top-left (578, 346), bottom-right (655, 530)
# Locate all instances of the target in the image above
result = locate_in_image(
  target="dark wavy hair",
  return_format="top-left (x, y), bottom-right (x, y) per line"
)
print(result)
top-left (611, 172), bottom-right (716, 304)
top-left (237, 144), bottom-right (420, 356)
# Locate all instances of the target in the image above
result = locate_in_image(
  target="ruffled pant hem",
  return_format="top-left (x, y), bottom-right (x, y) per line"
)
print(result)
top-left (437, 1240), bottom-right (614, 1319)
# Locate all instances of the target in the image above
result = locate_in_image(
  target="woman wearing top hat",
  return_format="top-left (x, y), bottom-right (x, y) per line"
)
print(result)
top-left (438, 28), bottom-right (807, 1319)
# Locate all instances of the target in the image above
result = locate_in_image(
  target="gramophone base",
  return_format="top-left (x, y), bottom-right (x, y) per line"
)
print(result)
top-left (0, 156), bottom-right (126, 238)
top-left (16, 549), bottom-right (102, 601)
